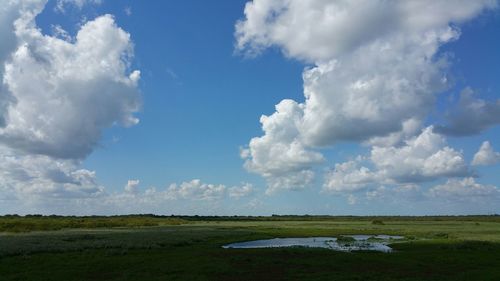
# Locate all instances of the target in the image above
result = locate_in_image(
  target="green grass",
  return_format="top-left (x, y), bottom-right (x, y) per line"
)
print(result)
top-left (372, 219), bottom-right (385, 225)
top-left (0, 215), bottom-right (186, 232)
top-left (1, 216), bottom-right (500, 280)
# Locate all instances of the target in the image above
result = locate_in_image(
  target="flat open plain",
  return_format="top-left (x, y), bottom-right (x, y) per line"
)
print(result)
top-left (1, 216), bottom-right (499, 280)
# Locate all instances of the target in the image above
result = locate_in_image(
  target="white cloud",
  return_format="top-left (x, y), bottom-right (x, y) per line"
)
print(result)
top-left (166, 179), bottom-right (226, 201)
top-left (365, 186), bottom-right (388, 201)
top-left (241, 99), bottom-right (323, 192)
top-left (472, 141), bottom-right (500, 166)
top-left (324, 127), bottom-right (470, 192)
top-left (228, 182), bottom-right (254, 199)
top-left (364, 118), bottom-right (422, 147)
top-left (298, 47), bottom-right (448, 147)
top-left (435, 88), bottom-right (500, 136)
top-left (55, 0), bottom-right (102, 14)
top-left (246, 198), bottom-right (264, 210)
top-left (104, 180), bottom-right (255, 209)
top-left (324, 159), bottom-right (380, 193)
top-left (265, 170), bottom-right (316, 195)
top-left (0, 146), bottom-right (104, 199)
top-left (428, 178), bottom-right (500, 201)
top-left (51, 24), bottom-right (72, 41)
top-left (370, 127), bottom-right (470, 182)
top-left (124, 6), bottom-right (132, 17)
top-left (0, 1), bottom-right (29, 128)
top-left (0, 1), bottom-right (141, 199)
top-left (124, 179), bottom-right (140, 194)
top-left (237, 0), bottom-right (497, 192)
top-left (236, 0), bottom-right (496, 63)
top-left (365, 184), bottom-right (422, 202)
top-left (1, 13), bottom-right (141, 159)
top-left (345, 178), bottom-right (499, 207)
top-left (347, 194), bottom-right (357, 205)
top-left (163, 180), bottom-right (256, 201)
top-left (0, 178), bottom-right (260, 215)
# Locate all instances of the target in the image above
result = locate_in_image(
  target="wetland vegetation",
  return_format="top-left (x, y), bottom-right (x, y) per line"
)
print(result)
top-left (1, 215), bottom-right (500, 280)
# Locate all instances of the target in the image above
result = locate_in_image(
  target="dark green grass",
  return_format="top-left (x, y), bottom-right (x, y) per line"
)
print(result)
top-left (1, 217), bottom-right (500, 280)
top-left (1, 234), bottom-right (499, 281)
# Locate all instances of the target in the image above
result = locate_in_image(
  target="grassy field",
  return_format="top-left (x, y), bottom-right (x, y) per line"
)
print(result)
top-left (1, 215), bottom-right (499, 280)
top-left (0, 215), bottom-right (185, 233)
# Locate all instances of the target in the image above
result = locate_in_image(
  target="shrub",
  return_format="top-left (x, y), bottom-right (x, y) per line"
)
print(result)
top-left (336, 236), bottom-right (356, 243)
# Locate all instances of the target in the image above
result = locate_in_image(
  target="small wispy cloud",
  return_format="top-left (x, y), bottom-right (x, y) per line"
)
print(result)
top-left (55, 0), bottom-right (102, 14)
top-left (124, 6), bottom-right (132, 16)
top-left (166, 68), bottom-right (179, 80)
top-left (51, 24), bottom-right (73, 42)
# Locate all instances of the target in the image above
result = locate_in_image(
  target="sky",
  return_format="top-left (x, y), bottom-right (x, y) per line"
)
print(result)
top-left (0, 0), bottom-right (499, 215)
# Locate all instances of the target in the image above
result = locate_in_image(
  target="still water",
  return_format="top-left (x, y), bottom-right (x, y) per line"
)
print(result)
top-left (223, 235), bottom-right (403, 252)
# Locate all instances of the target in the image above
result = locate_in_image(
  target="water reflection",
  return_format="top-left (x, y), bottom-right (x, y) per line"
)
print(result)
top-left (223, 235), bottom-right (403, 252)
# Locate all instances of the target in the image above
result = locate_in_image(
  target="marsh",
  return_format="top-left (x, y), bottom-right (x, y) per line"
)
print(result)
top-left (223, 235), bottom-right (403, 252)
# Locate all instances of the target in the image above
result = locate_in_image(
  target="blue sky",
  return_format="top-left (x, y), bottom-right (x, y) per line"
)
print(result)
top-left (0, 0), bottom-right (499, 215)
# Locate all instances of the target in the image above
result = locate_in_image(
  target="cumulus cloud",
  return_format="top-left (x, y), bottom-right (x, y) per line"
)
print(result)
top-left (0, 1), bottom-right (141, 199)
top-left (324, 127), bottom-right (470, 192)
top-left (1, 12), bottom-right (141, 159)
top-left (472, 141), bottom-right (500, 166)
top-left (264, 170), bottom-right (316, 195)
top-left (434, 88), bottom-right (500, 136)
top-left (0, 146), bottom-right (103, 199)
top-left (0, 1), bottom-right (26, 128)
top-left (165, 179), bottom-right (226, 201)
top-left (428, 178), bottom-right (500, 201)
top-left (370, 127), bottom-right (470, 182)
top-left (364, 118), bottom-right (422, 147)
top-left (236, 0), bottom-right (496, 193)
top-left (108, 180), bottom-right (254, 206)
top-left (236, 0), bottom-right (496, 62)
top-left (241, 99), bottom-right (323, 193)
top-left (324, 159), bottom-right (380, 193)
top-left (162, 180), bottom-right (254, 201)
top-left (1, 178), bottom-right (260, 215)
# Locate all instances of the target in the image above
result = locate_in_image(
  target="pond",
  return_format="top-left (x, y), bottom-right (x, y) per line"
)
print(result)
top-left (222, 235), bottom-right (404, 253)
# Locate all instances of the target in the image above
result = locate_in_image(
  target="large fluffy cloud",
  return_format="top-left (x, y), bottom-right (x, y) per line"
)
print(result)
top-left (0, 1), bottom-right (27, 128)
top-left (237, 0), bottom-right (497, 192)
top-left (0, 0), bottom-right (141, 199)
top-left (241, 99), bottom-right (324, 193)
top-left (370, 127), bottom-right (470, 182)
top-left (236, 0), bottom-right (497, 62)
top-left (323, 127), bottom-right (470, 192)
top-left (1, 10), bottom-right (140, 159)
